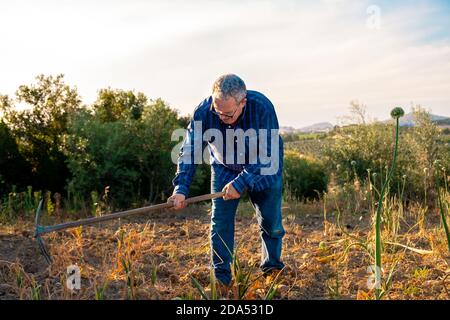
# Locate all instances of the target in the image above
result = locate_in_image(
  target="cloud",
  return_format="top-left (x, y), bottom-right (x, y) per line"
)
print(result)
top-left (0, 0), bottom-right (449, 126)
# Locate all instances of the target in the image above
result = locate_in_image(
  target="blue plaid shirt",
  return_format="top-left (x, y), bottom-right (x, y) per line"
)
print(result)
top-left (172, 90), bottom-right (284, 196)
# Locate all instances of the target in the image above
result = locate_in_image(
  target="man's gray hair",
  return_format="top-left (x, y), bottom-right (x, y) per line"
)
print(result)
top-left (212, 74), bottom-right (247, 103)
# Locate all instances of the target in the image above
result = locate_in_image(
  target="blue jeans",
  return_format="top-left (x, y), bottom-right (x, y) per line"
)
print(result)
top-left (210, 168), bottom-right (285, 285)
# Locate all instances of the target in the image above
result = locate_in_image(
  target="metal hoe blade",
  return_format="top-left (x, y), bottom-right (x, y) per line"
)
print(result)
top-left (34, 199), bottom-right (52, 264)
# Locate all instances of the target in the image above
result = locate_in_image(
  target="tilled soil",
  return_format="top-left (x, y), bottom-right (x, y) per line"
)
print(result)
top-left (1, 205), bottom-right (449, 300)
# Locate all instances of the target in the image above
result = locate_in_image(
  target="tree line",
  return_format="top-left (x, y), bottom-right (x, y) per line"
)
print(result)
top-left (0, 74), bottom-right (214, 209)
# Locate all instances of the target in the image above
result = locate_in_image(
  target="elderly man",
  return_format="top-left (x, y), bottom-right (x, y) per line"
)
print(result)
top-left (168, 74), bottom-right (285, 287)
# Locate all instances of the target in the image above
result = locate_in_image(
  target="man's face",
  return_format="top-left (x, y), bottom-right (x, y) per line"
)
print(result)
top-left (212, 95), bottom-right (246, 125)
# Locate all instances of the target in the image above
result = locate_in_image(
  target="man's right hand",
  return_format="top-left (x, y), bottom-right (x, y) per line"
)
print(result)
top-left (167, 193), bottom-right (186, 210)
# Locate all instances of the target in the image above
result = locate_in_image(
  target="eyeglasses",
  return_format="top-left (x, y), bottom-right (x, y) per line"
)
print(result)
top-left (210, 106), bottom-right (239, 119)
top-left (210, 98), bottom-right (245, 119)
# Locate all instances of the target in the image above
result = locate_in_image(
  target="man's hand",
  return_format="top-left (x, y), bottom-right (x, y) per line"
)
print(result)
top-left (222, 182), bottom-right (241, 201)
top-left (167, 193), bottom-right (186, 210)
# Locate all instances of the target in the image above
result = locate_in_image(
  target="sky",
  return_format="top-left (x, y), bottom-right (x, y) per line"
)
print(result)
top-left (0, 0), bottom-right (449, 128)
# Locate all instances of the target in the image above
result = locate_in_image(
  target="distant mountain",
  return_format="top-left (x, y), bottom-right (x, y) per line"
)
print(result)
top-left (298, 122), bottom-right (334, 133)
top-left (280, 112), bottom-right (450, 134)
top-left (279, 126), bottom-right (297, 134)
top-left (280, 122), bottom-right (334, 134)
top-left (435, 118), bottom-right (450, 126)
top-left (382, 112), bottom-right (450, 126)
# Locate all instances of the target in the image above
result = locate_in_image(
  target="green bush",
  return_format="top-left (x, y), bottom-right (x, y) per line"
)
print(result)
top-left (189, 163), bottom-right (212, 197)
top-left (324, 107), bottom-right (448, 202)
top-left (64, 97), bottom-right (181, 208)
top-left (0, 122), bottom-right (32, 196)
top-left (0, 74), bottom-right (82, 193)
top-left (283, 150), bottom-right (328, 201)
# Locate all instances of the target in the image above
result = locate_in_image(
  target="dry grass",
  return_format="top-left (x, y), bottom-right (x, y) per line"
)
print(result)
top-left (1, 198), bottom-right (450, 300)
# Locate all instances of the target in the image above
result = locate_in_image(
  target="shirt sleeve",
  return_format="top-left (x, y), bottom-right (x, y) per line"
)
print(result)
top-left (172, 108), bottom-right (206, 197)
top-left (231, 107), bottom-right (282, 194)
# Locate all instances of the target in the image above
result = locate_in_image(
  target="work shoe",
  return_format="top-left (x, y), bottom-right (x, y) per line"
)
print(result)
top-left (263, 268), bottom-right (283, 285)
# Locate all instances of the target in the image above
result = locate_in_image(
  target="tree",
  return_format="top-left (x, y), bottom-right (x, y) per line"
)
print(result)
top-left (1, 74), bottom-right (82, 192)
top-left (132, 98), bottom-right (182, 202)
top-left (0, 121), bottom-right (32, 196)
top-left (64, 93), bottom-right (183, 207)
top-left (92, 88), bottom-right (148, 122)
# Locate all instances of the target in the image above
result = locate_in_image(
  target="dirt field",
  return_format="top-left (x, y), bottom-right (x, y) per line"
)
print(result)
top-left (1, 202), bottom-right (450, 300)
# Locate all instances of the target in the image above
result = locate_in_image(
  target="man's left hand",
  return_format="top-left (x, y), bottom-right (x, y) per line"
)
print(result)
top-left (222, 182), bottom-right (241, 200)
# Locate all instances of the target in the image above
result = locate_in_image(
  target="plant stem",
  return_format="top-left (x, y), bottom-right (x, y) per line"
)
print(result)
top-left (375, 116), bottom-right (400, 299)
top-left (437, 187), bottom-right (450, 253)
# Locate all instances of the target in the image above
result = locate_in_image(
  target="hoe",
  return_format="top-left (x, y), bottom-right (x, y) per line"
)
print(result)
top-left (34, 192), bottom-right (224, 264)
